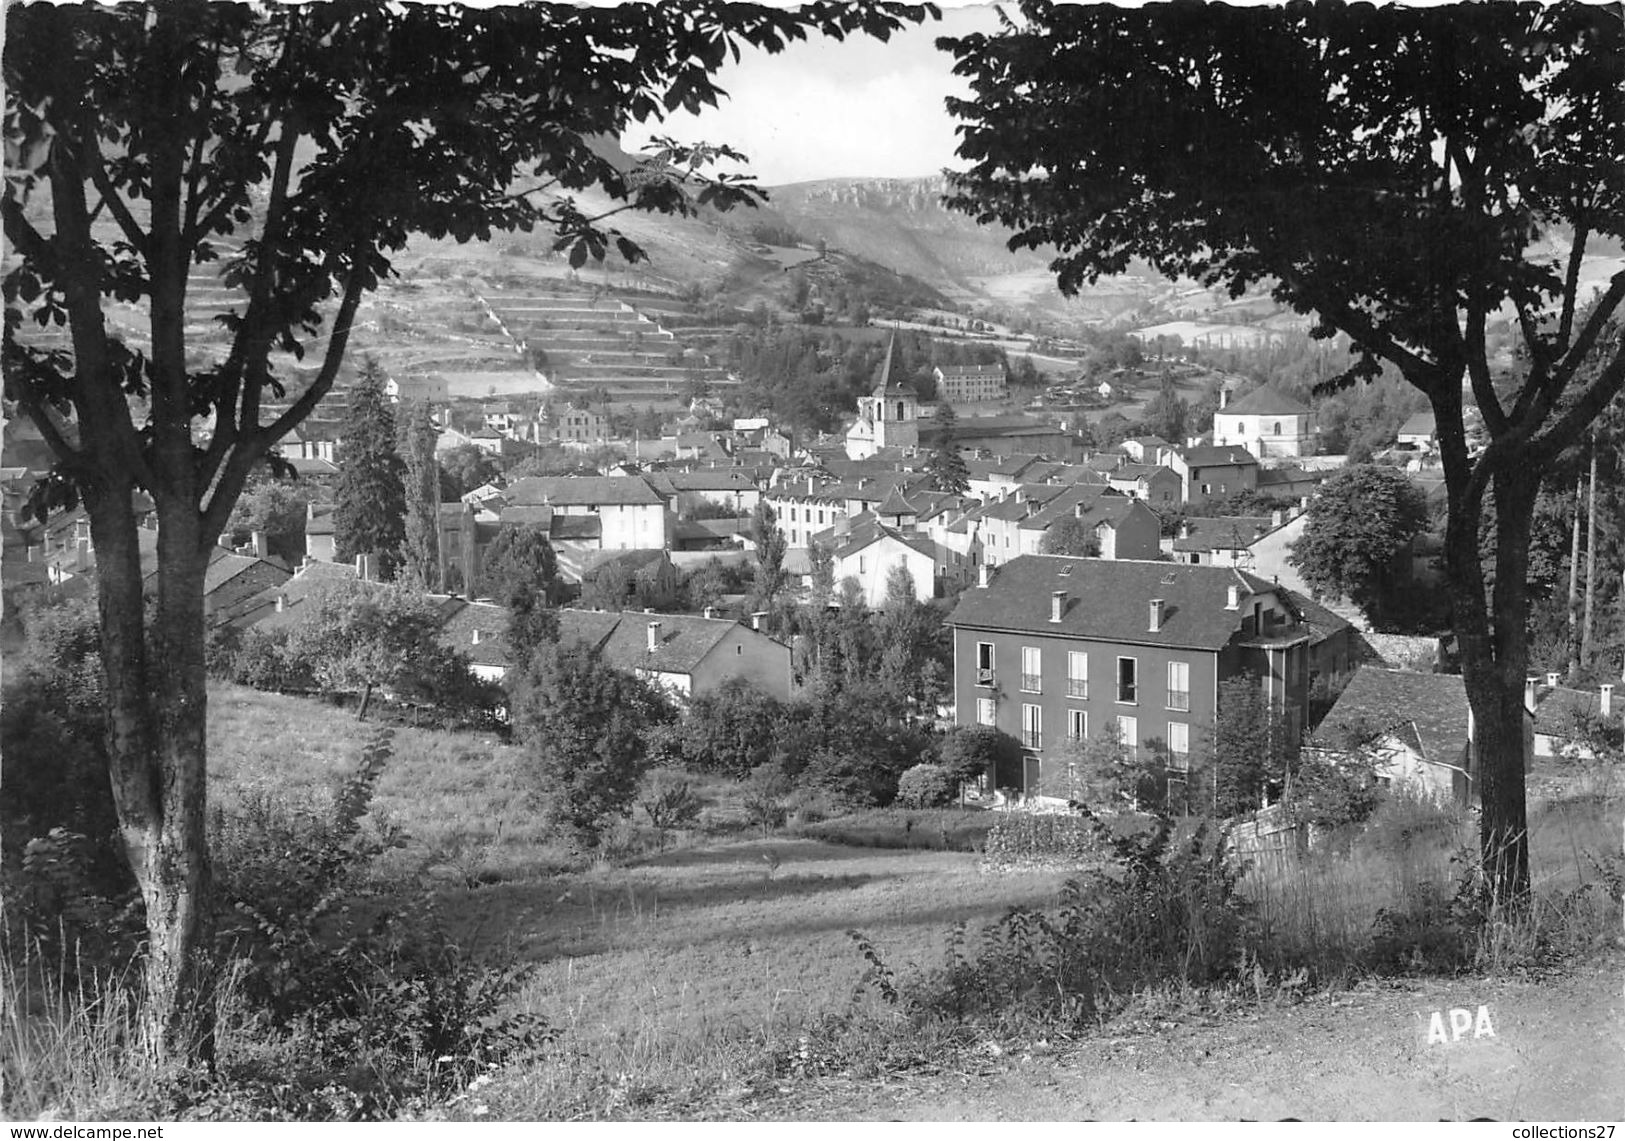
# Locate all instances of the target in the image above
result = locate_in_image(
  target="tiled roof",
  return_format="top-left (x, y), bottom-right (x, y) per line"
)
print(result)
top-left (549, 515), bottom-right (602, 541)
top-left (499, 504), bottom-right (555, 527)
top-left (1220, 385), bottom-right (1312, 417)
top-left (1399, 411), bottom-right (1437, 436)
top-left (1180, 444), bottom-right (1259, 467)
top-left (506, 475), bottom-right (667, 507)
top-left (436, 599), bottom-right (515, 669)
top-left (665, 469), bottom-right (758, 492)
top-left (1317, 668), bottom-right (1470, 770)
top-left (949, 555), bottom-right (1277, 651)
top-left (1172, 516), bottom-right (1273, 552)
top-left (876, 485), bottom-right (918, 517)
top-left (936, 363), bottom-right (1006, 379)
top-left (240, 559), bottom-right (359, 631)
top-left (833, 519), bottom-right (936, 562)
top-left (600, 610), bottom-right (741, 676)
top-left (1279, 588), bottom-right (1352, 647)
top-left (583, 548), bottom-right (671, 578)
top-left (1533, 685), bottom-right (1610, 734)
top-left (286, 457), bottom-right (340, 477)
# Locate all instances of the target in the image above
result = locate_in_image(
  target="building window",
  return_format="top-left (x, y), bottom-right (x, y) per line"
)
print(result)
top-left (1068, 708), bottom-right (1088, 741)
top-left (1117, 715), bottom-right (1138, 761)
top-left (976, 697), bottom-right (995, 726)
top-left (1021, 646), bottom-right (1042, 693)
top-left (1067, 650), bottom-right (1088, 698)
top-left (1167, 661), bottom-right (1191, 711)
top-left (818, 510), bottom-right (825, 525)
top-left (976, 642), bottom-right (995, 686)
top-left (1117, 656), bottom-right (1137, 704)
top-left (1022, 703), bottom-right (1043, 750)
top-left (1201, 483), bottom-right (1212, 495)
top-left (1167, 721), bottom-right (1190, 772)
top-left (858, 556), bottom-right (866, 574)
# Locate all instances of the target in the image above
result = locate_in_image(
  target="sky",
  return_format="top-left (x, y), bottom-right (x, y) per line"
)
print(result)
top-left (621, 5), bottom-right (1005, 186)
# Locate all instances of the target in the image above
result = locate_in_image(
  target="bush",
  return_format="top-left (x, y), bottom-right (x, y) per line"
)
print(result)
top-left (893, 817), bottom-right (1254, 1032)
top-left (895, 764), bottom-right (954, 809)
top-left (638, 772), bottom-right (702, 831)
top-left (981, 811), bottom-right (1105, 871)
top-left (207, 729), bottom-right (548, 1117)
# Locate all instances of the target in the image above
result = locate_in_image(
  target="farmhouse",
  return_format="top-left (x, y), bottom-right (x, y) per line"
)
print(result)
top-left (934, 362), bottom-right (1008, 403)
top-left (1313, 668), bottom-right (1481, 806)
top-left (950, 556), bottom-right (1312, 801)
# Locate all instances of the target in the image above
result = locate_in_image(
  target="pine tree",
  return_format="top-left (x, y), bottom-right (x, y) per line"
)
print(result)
top-left (398, 400), bottom-right (440, 590)
top-left (750, 500), bottom-right (787, 612)
top-left (924, 403), bottom-right (970, 495)
top-left (334, 358), bottom-right (407, 579)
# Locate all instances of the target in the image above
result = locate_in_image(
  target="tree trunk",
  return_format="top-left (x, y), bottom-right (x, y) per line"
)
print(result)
top-left (94, 497), bottom-right (217, 1063)
top-left (1581, 442), bottom-right (1598, 664)
top-left (1448, 467), bottom-right (1537, 907)
top-left (1567, 475), bottom-right (1582, 677)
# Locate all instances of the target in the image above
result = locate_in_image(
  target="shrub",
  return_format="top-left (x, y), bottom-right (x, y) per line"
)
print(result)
top-left (796, 808), bottom-right (995, 852)
top-left (895, 817), bottom-right (1253, 1032)
top-left (895, 763), bottom-right (954, 809)
top-left (742, 763), bottom-right (793, 830)
top-left (981, 811), bottom-right (1104, 871)
top-left (638, 772), bottom-right (702, 831)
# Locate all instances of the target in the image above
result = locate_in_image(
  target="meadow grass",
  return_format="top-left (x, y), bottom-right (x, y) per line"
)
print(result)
top-left (9, 683), bottom-right (1620, 1120)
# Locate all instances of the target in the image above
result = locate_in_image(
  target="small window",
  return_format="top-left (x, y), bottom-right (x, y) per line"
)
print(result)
top-left (976, 642), bottom-right (995, 686)
top-left (1068, 709), bottom-right (1088, 741)
top-left (1067, 651), bottom-right (1088, 698)
top-left (1117, 657), bottom-right (1138, 704)
top-left (1021, 646), bottom-right (1042, 693)
top-left (1168, 721), bottom-right (1190, 772)
top-left (1167, 661), bottom-right (1191, 712)
top-left (736, 645), bottom-right (742, 655)
top-left (1022, 703), bottom-right (1043, 751)
top-left (1117, 715), bottom-right (1138, 761)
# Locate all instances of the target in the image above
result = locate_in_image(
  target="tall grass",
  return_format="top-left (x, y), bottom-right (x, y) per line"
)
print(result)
top-left (1239, 788), bottom-right (1622, 980)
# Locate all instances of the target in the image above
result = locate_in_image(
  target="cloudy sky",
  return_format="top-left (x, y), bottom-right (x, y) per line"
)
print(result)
top-left (622, 5), bottom-right (1004, 186)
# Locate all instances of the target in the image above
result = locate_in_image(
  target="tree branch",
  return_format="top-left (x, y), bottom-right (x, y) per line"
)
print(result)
top-left (1462, 298), bottom-right (1508, 437)
top-left (1, 197), bottom-right (51, 262)
top-left (83, 130), bottom-right (150, 257)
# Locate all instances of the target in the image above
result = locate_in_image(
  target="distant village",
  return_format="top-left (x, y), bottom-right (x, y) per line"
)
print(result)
top-left (4, 333), bottom-right (1615, 810)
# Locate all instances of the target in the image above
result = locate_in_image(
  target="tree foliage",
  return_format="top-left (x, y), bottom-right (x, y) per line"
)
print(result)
top-left (1290, 464), bottom-right (1430, 630)
top-left (333, 359), bottom-right (407, 579)
top-left (1039, 516), bottom-right (1100, 558)
top-left (226, 474), bottom-right (309, 564)
top-left (397, 399), bottom-right (440, 591)
top-left (923, 402), bottom-right (970, 494)
top-left (2, 0), bottom-right (934, 1057)
top-left (509, 640), bottom-right (667, 846)
top-left (937, 724), bottom-right (1023, 791)
top-left (941, 0), bottom-right (1625, 901)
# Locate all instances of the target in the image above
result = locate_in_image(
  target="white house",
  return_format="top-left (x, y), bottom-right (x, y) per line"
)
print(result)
top-left (830, 520), bottom-right (937, 607)
top-left (502, 475), bottom-right (673, 551)
top-left (1212, 384), bottom-right (1317, 458)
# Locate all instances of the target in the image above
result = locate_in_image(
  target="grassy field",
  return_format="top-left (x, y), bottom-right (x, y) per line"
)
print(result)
top-left (54, 682), bottom-right (1596, 1120)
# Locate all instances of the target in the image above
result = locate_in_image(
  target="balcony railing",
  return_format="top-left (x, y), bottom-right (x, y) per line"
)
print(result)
top-left (1167, 690), bottom-right (1191, 712)
top-left (1021, 730), bottom-right (1043, 750)
top-left (1020, 673), bottom-right (1042, 693)
top-left (1067, 679), bottom-right (1088, 698)
top-left (1117, 683), bottom-right (1137, 703)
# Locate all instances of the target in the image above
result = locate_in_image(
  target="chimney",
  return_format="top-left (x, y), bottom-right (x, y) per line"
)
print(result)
top-left (703, 606), bottom-right (717, 620)
top-left (1051, 590), bottom-right (1066, 623)
top-left (1601, 684), bottom-right (1614, 718)
top-left (217, 532), bottom-right (234, 550)
top-left (978, 562), bottom-right (991, 589)
top-left (471, 628), bottom-right (482, 645)
top-left (1225, 584), bottom-right (1240, 610)
top-left (647, 621), bottom-right (661, 652)
top-left (274, 593), bottom-right (286, 613)
top-left (1545, 671), bottom-right (1561, 688)
top-left (751, 610), bottom-right (768, 631)
top-left (807, 476), bottom-right (814, 496)
top-left (356, 553), bottom-right (367, 579)
top-left (251, 530), bottom-right (268, 560)
top-left (1525, 677), bottom-right (1538, 712)
top-left (1179, 521), bottom-right (1191, 540)
top-left (1149, 598), bottom-right (1165, 633)
top-left (1219, 387), bottom-right (1229, 410)
top-left (1270, 510), bottom-right (1284, 529)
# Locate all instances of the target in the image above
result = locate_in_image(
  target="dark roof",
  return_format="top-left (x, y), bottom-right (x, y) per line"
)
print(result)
top-left (1221, 385), bottom-right (1312, 417)
top-left (875, 485), bottom-right (917, 517)
top-left (549, 514), bottom-right (602, 541)
top-left (935, 363), bottom-right (1006, 379)
top-left (506, 475), bottom-right (667, 507)
top-left (1533, 684), bottom-right (1609, 734)
top-left (949, 555), bottom-right (1278, 651)
top-left (435, 599), bottom-right (513, 669)
top-left (600, 611), bottom-right (740, 676)
top-left (583, 548), bottom-right (672, 578)
top-left (1172, 516), bottom-right (1274, 552)
top-left (500, 504), bottom-right (555, 527)
top-left (555, 608), bottom-right (624, 652)
top-left (1399, 411), bottom-right (1437, 437)
top-left (1180, 444), bottom-right (1259, 468)
top-left (286, 457), bottom-right (340, 477)
top-left (665, 469), bottom-right (758, 493)
top-left (1317, 668), bottom-right (1470, 769)
top-left (1280, 588), bottom-right (1353, 647)
top-left (833, 519), bottom-right (936, 562)
top-left (240, 560), bottom-right (359, 631)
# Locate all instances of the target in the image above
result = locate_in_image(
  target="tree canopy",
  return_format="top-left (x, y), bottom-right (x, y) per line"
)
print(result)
top-left (1, 0), bottom-right (936, 1059)
top-left (941, 0), bottom-right (1625, 902)
top-left (333, 359), bottom-right (406, 578)
top-left (1290, 464), bottom-right (1430, 630)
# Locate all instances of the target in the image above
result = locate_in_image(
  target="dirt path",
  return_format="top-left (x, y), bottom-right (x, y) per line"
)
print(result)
top-left (759, 956), bottom-right (1624, 1121)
